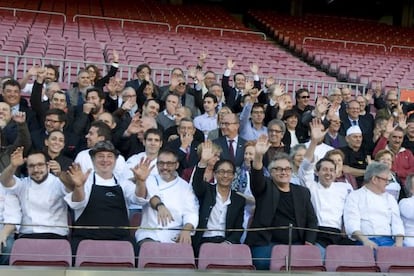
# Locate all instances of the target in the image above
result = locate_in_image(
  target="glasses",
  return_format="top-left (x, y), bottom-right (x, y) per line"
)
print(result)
top-left (300, 95), bottom-right (310, 99)
top-left (27, 163), bottom-right (47, 169)
top-left (178, 82), bottom-right (186, 86)
top-left (268, 129), bottom-right (283, 134)
top-left (220, 122), bottom-right (237, 127)
top-left (215, 169), bottom-right (234, 176)
top-left (157, 161), bottom-right (177, 167)
top-left (271, 167), bottom-right (292, 173)
top-left (45, 118), bottom-right (62, 124)
top-left (252, 110), bottom-right (265, 115)
top-left (375, 175), bottom-right (390, 183)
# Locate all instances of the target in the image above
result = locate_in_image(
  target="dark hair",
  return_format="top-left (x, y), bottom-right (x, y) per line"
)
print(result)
top-left (27, 150), bottom-right (47, 161)
top-left (45, 129), bottom-right (65, 142)
top-left (45, 64), bottom-right (60, 81)
top-left (295, 88), bottom-right (309, 100)
top-left (158, 149), bottom-right (178, 161)
top-left (203, 93), bottom-right (218, 103)
top-left (144, 98), bottom-right (160, 108)
top-left (90, 121), bottom-right (112, 141)
top-left (45, 108), bottom-right (67, 123)
top-left (213, 159), bottom-right (235, 173)
top-left (136, 63), bottom-right (151, 75)
top-left (315, 158), bottom-right (336, 172)
top-left (282, 109), bottom-right (299, 121)
top-left (86, 64), bottom-right (100, 82)
top-left (144, 128), bottom-right (163, 141)
top-left (2, 79), bottom-right (21, 91)
top-left (233, 72), bottom-right (245, 82)
top-left (251, 103), bottom-right (265, 112)
top-left (86, 87), bottom-right (105, 100)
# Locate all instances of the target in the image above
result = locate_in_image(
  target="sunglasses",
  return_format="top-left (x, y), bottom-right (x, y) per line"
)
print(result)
top-left (300, 95), bottom-right (310, 99)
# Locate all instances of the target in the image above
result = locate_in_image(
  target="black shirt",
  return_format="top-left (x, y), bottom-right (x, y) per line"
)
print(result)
top-left (271, 190), bottom-right (300, 244)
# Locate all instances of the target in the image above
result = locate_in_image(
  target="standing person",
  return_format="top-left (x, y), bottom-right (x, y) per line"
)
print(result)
top-left (191, 141), bottom-right (245, 255)
top-left (194, 93), bottom-right (218, 140)
top-left (64, 141), bottom-right (143, 254)
top-left (246, 135), bottom-right (318, 270)
top-left (44, 130), bottom-right (73, 175)
top-left (292, 88), bottom-right (314, 143)
top-left (399, 174), bottom-right (414, 247)
top-left (344, 162), bottom-right (405, 249)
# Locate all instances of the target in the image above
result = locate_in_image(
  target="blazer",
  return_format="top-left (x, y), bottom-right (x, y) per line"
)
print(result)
top-left (339, 115), bottom-right (374, 153)
top-left (165, 139), bottom-right (200, 175)
top-left (221, 75), bottom-right (261, 113)
top-left (191, 166), bottom-right (245, 247)
top-left (246, 168), bottom-right (318, 247)
top-left (213, 136), bottom-right (246, 167)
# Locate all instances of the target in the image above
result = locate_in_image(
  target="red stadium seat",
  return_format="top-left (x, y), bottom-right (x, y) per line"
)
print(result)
top-left (325, 245), bottom-right (379, 272)
top-left (270, 245), bottom-right (325, 272)
top-left (138, 242), bottom-right (196, 269)
top-left (198, 243), bottom-right (255, 270)
top-left (10, 238), bottom-right (72, 267)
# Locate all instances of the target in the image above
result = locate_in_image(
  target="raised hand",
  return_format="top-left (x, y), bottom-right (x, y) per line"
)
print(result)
top-left (83, 103), bottom-right (95, 114)
top-left (200, 140), bottom-right (216, 163)
top-left (28, 65), bottom-right (39, 77)
top-left (265, 77), bottom-right (275, 88)
top-left (10, 147), bottom-right (25, 167)
top-left (170, 77), bottom-right (179, 89)
top-left (198, 50), bottom-right (207, 65)
top-left (131, 157), bottom-right (155, 183)
top-left (187, 66), bottom-right (196, 79)
top-left (36, 67), bottom-right (46, 82)
top-left (67, 163), bottom-right (90, 188)
top-left (125, 115), bottom-right (141, 135)
top-left (255, 134), bottom-right (270, 156)
top-left (112, 49), bottom-right (119, 63)
top-left (180, 130), bottom-right (193, 150)
top-left (195, 71), bottom-right (204, 83)
top-left (309, 118), bottom-right (327, 142)
top-left (12, 111), bottom-right (26, 124)
top-left (364, 90), bottom-right (373, 103)
top-left (245, 79), bottom-right (254, 92)
top-left (250, 63), bottom-right (259, 75)
top-left (48, 160), bottom-right (62, 176)
top-left (226, 58), bottom-right (235, 70)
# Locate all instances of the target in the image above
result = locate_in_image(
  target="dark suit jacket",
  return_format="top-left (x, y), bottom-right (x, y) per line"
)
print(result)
top-left (339, 115), bottom-right (374, 153)
top-left (221, 75), bottom-right (262, 113)
top-left (165, 139), bottom-right (200, 175)
top-left (213, 136), bottom-right (246, 167)
top-left (192, 166), bottom-right (245, 248)
top-left (246, 168), bottom-right (318, 246)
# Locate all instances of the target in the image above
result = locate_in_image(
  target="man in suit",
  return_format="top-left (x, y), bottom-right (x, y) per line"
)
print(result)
top-left (339, 99), bottom-right (374, 154)
top-left (166, 117), bottom-right (200, 176)
top-left (246, 135), bottom-right (318, 270)
top-left (213, 113), bottom-right (246, 167)
top-left (324, 114), bottom-right (347, 149)
top-left (221, 58), bottom-right (262, 113)
top-left (124, 63), bottom-right (151, 92)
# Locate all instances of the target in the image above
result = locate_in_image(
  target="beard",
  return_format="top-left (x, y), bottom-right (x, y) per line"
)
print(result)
top-left (30, 173), bottom-right (49, 184)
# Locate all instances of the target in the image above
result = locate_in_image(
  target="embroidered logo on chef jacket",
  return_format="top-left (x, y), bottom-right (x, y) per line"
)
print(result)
top-left (105, 192), bottom-right (116, 197)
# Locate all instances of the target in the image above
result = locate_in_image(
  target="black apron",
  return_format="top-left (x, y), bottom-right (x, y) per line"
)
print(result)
top-left (72, 173), bottom-right (130, 241)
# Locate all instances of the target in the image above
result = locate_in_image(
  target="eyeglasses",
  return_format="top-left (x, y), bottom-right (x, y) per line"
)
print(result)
top-left (220, 122), bottom-right (238, 127)
top-left (375, 175), bottom-right (390, 183)
top-left (45, 119), bottom-right (62, 124)
top-left (157, 161), bottom-right (177, 167)
top-left (268, 129), bottom-right (283, 134)
top-left (271, 167), bottom-right (292, 173)
top-left (215, 169), bottom-right (234, 176)
top-left (27, 163), bottom-right (47, 169)
top-left (300, 95), bottom-right (310, 99)
top-left (178, 82), bottom-right (186, 86)
top-left (252, 110), bottom-right (265, 115)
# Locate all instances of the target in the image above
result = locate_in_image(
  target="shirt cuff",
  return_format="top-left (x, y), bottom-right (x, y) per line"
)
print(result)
top-left (224, 69), bottom-right (231, 77)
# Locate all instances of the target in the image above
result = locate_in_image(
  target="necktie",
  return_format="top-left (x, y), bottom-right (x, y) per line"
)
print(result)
top-left (185, 147), bottom-right (191, 161)
top-left (228, 139), bottom-right (235, 161)
top-left (352, 120), bottom-right (357, 126)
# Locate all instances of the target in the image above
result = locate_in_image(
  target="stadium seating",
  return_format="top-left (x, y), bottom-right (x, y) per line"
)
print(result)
top-left (75, 239), bottom-right (135, 267)
top-left (10, 238), bottom-right (72, 266)
top-left (138, 242), bottom-right (196, 269)
top-left (324, 245), bottom-right (380, 272)
top-left (197, 243), bottom-right (255, 270)
top-left (376, 247), bottom-right (414, 273)
top-left (270, 244), bottom-right (326, 272)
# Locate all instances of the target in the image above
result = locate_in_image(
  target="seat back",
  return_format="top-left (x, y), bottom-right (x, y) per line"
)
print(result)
top-left (129, 212), bottom-right (142, 238)
top-left (10, 238), bottom-right (71, 266)
top-left (75, 240), bottom-right (135, 267)
top-left (325, 245), bottom-right (379, 272)
top-left (198, 243), bottom-right (255, 270)
top-left (138, 242), bottom-right (196, 269)
top-left (376, 247), bottom-right (414, 272)
top-left (270, 245), bottom-right (325, 271)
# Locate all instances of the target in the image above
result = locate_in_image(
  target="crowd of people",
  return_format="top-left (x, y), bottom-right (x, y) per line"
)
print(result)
top-left (0, 51), bottom-right (414, 269)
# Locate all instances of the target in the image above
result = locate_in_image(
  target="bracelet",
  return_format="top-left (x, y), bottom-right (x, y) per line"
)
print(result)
top-left (155, 202), bottom-right (165, 211)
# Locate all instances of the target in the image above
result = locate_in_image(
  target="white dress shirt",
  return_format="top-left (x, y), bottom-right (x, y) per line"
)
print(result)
top-left (399, 196), bottom-right (414, 247)
top-left (203, 187), bottom-right (231, 238)
top-left (135, 174), bottom-right (199, 243)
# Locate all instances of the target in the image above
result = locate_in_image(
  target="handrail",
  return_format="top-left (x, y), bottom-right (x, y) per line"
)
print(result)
top-left (175, 24), bottom-right (266, 40)
top-left (72, 14), bottom-right (171, 31)
top-left (302, 36), bottom-right (387, 51)
top-left (390, 45), bottom-right (414, 52)
top-left (0, 6), bottom-right (66, 22)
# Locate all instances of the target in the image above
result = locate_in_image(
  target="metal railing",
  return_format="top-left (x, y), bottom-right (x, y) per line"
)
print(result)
top-left (0, 6), bottom-right (66, 22)
top-left (175, 24), bottom-right (267, 40)
top-left (390, 44), bottom-right (414, 52)
top-left (72, 14), bottom-right (171, 31)
top-left (302, 36), bottom-right (387, 52)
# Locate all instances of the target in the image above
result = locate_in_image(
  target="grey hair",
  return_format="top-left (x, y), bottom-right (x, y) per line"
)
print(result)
top-left (404, 174), bottom-right (414, 197)
top-left (268, 119), bottom-right (286, 135)
top-left (289, 144), bottom-right (306, 160)
top-left (363, 161), bottom-right (390, 184)
top-left (268, 152), bottom-right (293, 172)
